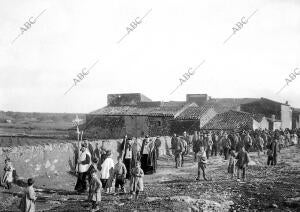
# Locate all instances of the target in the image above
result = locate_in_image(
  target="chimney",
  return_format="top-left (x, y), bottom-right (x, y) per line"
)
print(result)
top-left (285, 101), bottom-right (289, 105)
top-left (186, 94), bottom-right (209, 106)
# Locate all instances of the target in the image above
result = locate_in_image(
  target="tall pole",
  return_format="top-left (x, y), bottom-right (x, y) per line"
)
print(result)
top-left (72, 115), bottom-right (83, 173)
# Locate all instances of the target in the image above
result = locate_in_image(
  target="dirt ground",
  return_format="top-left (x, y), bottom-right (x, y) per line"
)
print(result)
top-left (1, 146), bottom-right (299, 212)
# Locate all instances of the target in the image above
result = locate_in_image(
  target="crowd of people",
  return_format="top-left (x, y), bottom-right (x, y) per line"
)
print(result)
top-left (171, 128), bottom-right (299, 182)
top-left (1, 128), bottom-right (299, 211)
top-left (72, 135), bottom-right (160, 211)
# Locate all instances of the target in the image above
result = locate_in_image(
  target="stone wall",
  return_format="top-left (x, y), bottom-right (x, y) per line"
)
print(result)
top-left (78, 115), bottom-right (126, 139)
top-left (148, 116), bottom-right (173, 136)
top-left (0, 136), bottom-right (172, 179)
top-left (170, 120), bottom-right (199, 135)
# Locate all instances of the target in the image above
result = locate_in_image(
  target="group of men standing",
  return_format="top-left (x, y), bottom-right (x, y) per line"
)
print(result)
top-left (171, 128), bottom-right (299, 167)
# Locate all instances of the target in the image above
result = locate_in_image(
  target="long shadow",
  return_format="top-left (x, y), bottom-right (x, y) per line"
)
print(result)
top-left (35, 187), bottom-right (79, 196)
top-left (13, 172), bottom-right (27, 188)
top-left (158, 178), bottom-right (196, 185)
top-left (1, 190), bottom-right (23, 198)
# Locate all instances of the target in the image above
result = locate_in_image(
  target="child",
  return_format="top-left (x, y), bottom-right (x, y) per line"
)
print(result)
top-left (1, 158), bottom-right (14, 189)
top-left (113, 156), bottom-right (127, 194)
top-left (88, 158), bottom-right (99, 184)
top-left (228, 150), bottom-right (236, 179)
top-left (196, 146), bottom-right (208, 181)
top-left (236, 147), bottom-right (250, 181)
top-left (130, 161), bottom-right (144, 200)
top-left (100, 150), bottom-right (114, 193)
top-left (18, 178), bottom-right (37, 212)
top-left (88, 170), bottom-right (102, 212)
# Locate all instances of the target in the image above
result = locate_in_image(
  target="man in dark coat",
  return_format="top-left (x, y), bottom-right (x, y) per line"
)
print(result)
top-left (140, 136), bottom-right (157, 174)
top-left (236, 146), bottom-right (250, 181)
top-left (171, 133), bottom-right (178, 156)
top-left (234, 133), bottom-right (242, 152)
top-left (174, 135), bottom-right (184, 168)
top-left (193, 131), bottom-right (200, 160)
top-left (221, 133), bottom-right (231, 160)
top-left (121, 136), bottom-right (134, 179)
top-left (243, 132), bottom-right (253, 152)
top-left (270, 137), bottom-right (279, 165)
top-left (211, 132), bottom-right (219, 156)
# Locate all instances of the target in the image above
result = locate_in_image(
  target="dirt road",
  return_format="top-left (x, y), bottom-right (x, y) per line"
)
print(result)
top-left (1, 146), bottom-right (299, 211)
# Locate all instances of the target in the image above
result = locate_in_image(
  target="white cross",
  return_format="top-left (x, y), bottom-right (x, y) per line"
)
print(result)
top-left (72, 115), bottom-right (83, 139)
top-left (72, 115), bottom-right (83, 126)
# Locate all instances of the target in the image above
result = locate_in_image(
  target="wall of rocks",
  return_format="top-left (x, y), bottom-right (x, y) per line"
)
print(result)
top-left (0, 136), bottom-right (172, 179)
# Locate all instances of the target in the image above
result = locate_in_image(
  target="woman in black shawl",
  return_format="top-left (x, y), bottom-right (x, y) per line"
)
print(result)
top-left (140, 136), bottom-right (160, 174)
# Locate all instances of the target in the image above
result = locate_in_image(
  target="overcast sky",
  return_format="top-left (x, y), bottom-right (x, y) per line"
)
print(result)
top-left (0, 0), bottom-right (299, 113)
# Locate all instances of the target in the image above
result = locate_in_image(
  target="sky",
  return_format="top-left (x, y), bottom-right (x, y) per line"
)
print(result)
top-left (0, 0), bottom-right (300, 113)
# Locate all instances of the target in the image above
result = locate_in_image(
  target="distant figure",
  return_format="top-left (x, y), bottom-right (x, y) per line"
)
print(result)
top-left (182, 131), bottom-right (191, 153)
top-left (100, 150), bottom-right (114, 193)
top-left (221, 133), bottom-right (231, 160)
top-left (75, 143), bottom-right (91, 193)
top-left (1, 158), bottom-right (14, 190)
top-left (171, 133), bottom-right (178, 156)
top-left (291, 133), bottom-right (298, 145)
top-left (267, 144), bottom-right (273, 166)
top-left (196, 146), bottom-right (208, 181)
top-left (192, 131), bottom-right (200, 160)
top-left (235, 133), bottom-right (243, 152)
top-left (243, 132), bottom-right (253, 152)
top-left (270, 138), bottom-right (279, 165)
top-left (228, 150), bottom-right (236, 179)
top-left (211, 132), bottom-right (219, 157)
top-left (130, 161), bottom-right (144, 200)
top-left (256, 134), bottom-right (264, 157)
top-left (88, 170), bottom-right (102, 212)
top-left (153, 136), bottom-right (162, 172)
top-left (173, 135), bottom-right (184, 168)
top-left (18, 178), bottom-right (37, 212)
top-left (236, 147), bottom-right (250, 181)
top-left (180, 136), bottom-right (188, 167)
top-left (206, 132), bottom-right (213, 159)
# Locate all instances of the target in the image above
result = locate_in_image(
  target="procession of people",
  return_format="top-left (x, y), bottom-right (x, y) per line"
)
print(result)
top-left (2, 128), bottom-right (299, 211)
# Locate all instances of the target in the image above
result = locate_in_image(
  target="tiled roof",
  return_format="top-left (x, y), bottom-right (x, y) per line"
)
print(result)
top-left (90, 101), bottom-right (191, 117)
top-left (148, 102), bottom-right (190, 116)
top-left (202, 110), bottom-right (265, 130)
top-left (175, 103), bottom-right (219, 120)
top-left (175, 106), bottom-right (206, 120)
top-left (90, 106), bottom-right (158, 116)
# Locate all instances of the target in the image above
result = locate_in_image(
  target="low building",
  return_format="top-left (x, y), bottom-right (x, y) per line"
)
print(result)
top-left (69, 93), bottom-right (295, 139)
top-left (81, 93), bottom-right (199, 139)
top-left (171, 103), bottom-right (221, 134)
top-left (240, 98), bottom-right (292, 129)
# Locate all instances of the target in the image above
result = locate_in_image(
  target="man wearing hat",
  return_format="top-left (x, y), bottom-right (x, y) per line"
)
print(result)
top-left (121, 136), bottom-right (134, 179)
top-left (221, 133), bottom-right (231, 160)
top-left (75, 143), bottom-right (91, 193)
